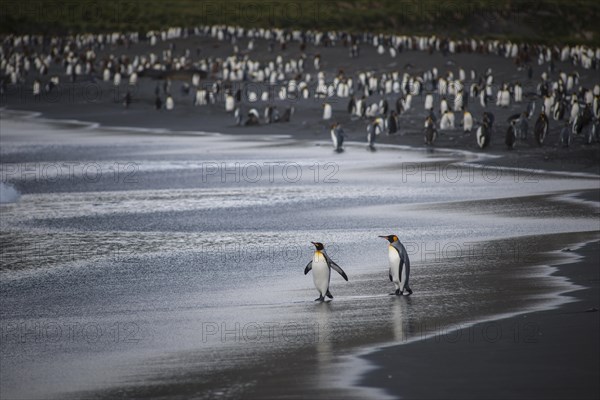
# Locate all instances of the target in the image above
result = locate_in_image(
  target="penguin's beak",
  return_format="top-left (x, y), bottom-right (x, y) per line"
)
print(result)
top-left (378, 236), bottom-right (388, 240)
top-left (311, 241), bottom-right (317, 247)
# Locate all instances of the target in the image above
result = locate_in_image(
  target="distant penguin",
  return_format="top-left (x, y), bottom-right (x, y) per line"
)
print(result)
top-left (544, 95), bottom-right (554, 117)
top-left (304, 242), bottom-right (348, 302)
top-left (483, 111), bottom-right (495, 129)
top-left (476, 123), bottom-right (491, 149)
top-left (281, 107), bottom-right (294, 122)
top-left (514, 83), bottom-right (523, 102)
top-left (323, 103), bottom-right (332, 120)
top-left (553, 100), bottom-right (566, 121)
top-left (32, 79), bottom-right (41, 97)
top-left (387, 111), bottom-right (398, 134)
top-left (440, 98), bottom-right (449, 115)
top-left (234, 106), bottom-right (243, 126)
top-left (347, 96), bottom-right (356, 114)
top-left (225, 93), bottom-right (235, 112)
top-left (569, 99), bottom-right (580, 123)
top-left (505, 122), bottom-right (517, 149)
top-left (517, 113), bottom-right (529, 140)
top-left (245, 109), bottom-right (260, 126)
top-left (573, 104), bottom-right (593, 135)
top-left (403, 94), bottom-right (413, 110)
top-left (366, 122), bottom-right (377, 151)
top-left (454, 90), bottom-right (464, 111)
top-left (587, 118), bottom-right (600, 144)
top-left (313, 54), bottom-right (321, 70)
top-left (560, 122), bottom-right (572, 147)
top-left (463, 110), bottom-right (473, 133)
top-left (165, 95), bottom-right (174, 110)
top-left (424, 116), bottom-right (437, 145)
top-left (396, 96), bottom-right (404, 114)
top-left (534, 113), bottom-right (549, 145)
top-left (440, 111), bottom-right (454, 130)
top-left (424, 93), bottom-right (434, 111)
top-left (527, 100), bottom-right (536, 119)
top-left (379, 235), bottom-right (412, 296)
top-left (331, 122), bottom-right (345, 152)
top-left (479, 90), bottom-right (487, 108)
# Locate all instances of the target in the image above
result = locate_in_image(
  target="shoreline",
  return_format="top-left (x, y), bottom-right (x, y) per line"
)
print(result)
top-left (356, 238), bottom-right (600, 399)
top-left (2, 107), bottom-right (599, 182)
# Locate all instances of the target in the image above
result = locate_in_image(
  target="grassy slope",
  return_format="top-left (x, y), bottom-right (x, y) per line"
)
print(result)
top-left (0, 0), bottom-right (599, 45)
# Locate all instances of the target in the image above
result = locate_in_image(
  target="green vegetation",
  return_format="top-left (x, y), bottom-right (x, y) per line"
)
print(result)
top-left (1, 0), bottom-right (599, 45)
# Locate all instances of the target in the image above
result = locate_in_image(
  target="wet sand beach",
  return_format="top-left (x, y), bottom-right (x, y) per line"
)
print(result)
top-left (0, 112), bottom-right (598, 399)
top-left (1, 23), bottom-right (600, 399)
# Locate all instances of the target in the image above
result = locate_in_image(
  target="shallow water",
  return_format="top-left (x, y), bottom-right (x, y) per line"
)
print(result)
top-left (0, 115), bottom-right (598, 399)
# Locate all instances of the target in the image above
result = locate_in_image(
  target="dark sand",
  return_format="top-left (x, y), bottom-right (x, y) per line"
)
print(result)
top-left (360, 240), bottom-right (600, 399)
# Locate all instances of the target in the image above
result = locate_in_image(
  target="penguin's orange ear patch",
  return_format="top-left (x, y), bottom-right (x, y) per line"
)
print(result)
top-left (393, 235), bottom-right (398, 242)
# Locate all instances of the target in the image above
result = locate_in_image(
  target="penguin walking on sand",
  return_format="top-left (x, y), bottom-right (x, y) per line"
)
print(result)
top-left (331, 122), bottom-right (346, 153)
top-left (505, 121), bottom-right (517, 149)
top-left (387, 111), bottom-right (398, 134)
top-left (367, 122), bottom-right (377, 151)
top-left (479, 90), bottom-right (487, 108)
top-left (424, 116), bottom-right (437, 145)
top-left (527, 100), bottom-right (536, 119)
top-left (234, 106), bottom-right (243, 126)
top-left (462, 109), bottom-right (473, 133)
top-left (225, 92), bottom-right (235, 112)
top-left (165, 95), bottom-right (174, 110)
top-left (323, 103), bottom-right (332, 120)
top-left (379, 235), bottom-right (412, 296)
top-left (534, 112), bottom-right (549, 145)
top-left (304, 242), bottom-right (348, 302)
top-left (517, 113), bottom-right (529, 139)
top-left (560, 121), bottom-right (572, 147)
top-left (348, 96), bottom-right (356, 114)
top-left (367, 118), bottom-right (384, 151)
top-left (476, 120), bottom-right (491, 149)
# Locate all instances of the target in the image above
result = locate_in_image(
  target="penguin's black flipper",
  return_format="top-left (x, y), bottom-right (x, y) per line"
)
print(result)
top-left (329, 261), bottom-right (348, 281)
top-left (389, 273), bottom-right (393, 282)
top-left (326, 290), bottom-right (333, 299)
top-left (304, 261), bottom-right (313, 275)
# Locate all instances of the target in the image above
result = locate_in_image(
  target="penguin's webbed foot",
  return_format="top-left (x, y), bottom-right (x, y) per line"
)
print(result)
top-left (326, 291), bottom-right (333, 299)
top-left (405, 288), bottom-right (413, 295)
top-left (314, 296), bottom-right (325, 302)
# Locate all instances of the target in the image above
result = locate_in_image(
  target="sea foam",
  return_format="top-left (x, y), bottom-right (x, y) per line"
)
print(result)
top-left (0, 182), bottom-right (21, 204)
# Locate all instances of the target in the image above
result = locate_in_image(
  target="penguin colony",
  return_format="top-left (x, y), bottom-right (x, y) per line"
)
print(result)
top-left (3, 25), bottom-right (599, 149)
top-left (304, 235), bottom-right (411, 302)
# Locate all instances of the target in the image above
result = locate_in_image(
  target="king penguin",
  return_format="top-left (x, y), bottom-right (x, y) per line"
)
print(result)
top-left (379, 235), bottom-right (412, 296)
top-left (331, 122), bottom-right (346, 153)
top-left (304, 242), bottom-right (348, 302)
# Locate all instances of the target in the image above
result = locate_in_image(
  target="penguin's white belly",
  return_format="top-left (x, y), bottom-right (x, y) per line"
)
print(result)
top-left (312, 254), bottom-right (330, 295)
top-left (388, 247), bottom-right (401, 284)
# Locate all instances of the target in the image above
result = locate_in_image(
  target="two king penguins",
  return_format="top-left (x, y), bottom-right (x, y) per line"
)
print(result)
top-left (304, 235), bottom-right (412, 302)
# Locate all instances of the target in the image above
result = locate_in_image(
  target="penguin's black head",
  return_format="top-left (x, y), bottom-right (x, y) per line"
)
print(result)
top-left (311, 242), bottom-right (325, 250)
top-left (378, 235), bottom-right (398, 243)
